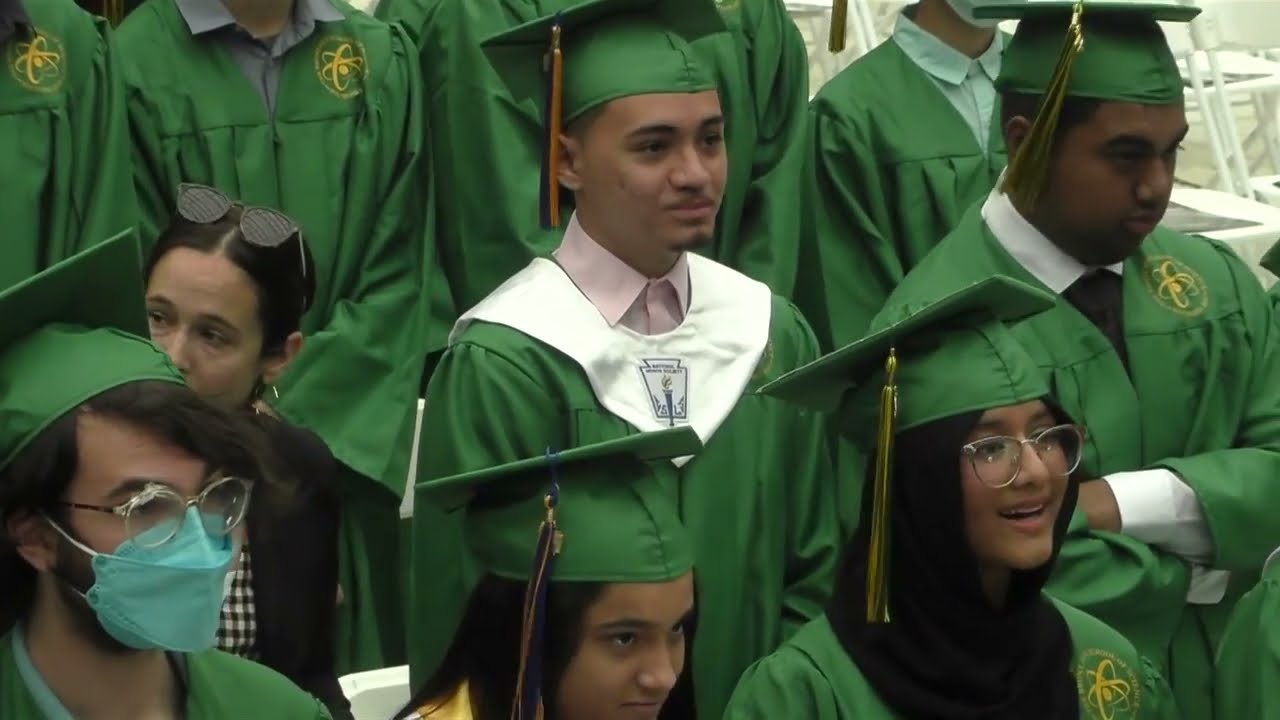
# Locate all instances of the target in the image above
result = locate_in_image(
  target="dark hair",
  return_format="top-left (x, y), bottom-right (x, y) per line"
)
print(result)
top-left (401, 575), bottom-right (606, 720)
top-left (145, 206), bottom-right (317, 356)
top-left (1000, 92), bottom-right (1103, 153)
top-left (0, 380), bottom-right (275, 629)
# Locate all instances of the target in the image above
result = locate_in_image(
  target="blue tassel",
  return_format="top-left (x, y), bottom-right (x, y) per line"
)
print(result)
top-left (510, 449), bottom-right (564, 720)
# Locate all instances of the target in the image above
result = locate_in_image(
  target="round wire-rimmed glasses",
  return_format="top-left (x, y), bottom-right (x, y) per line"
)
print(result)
top-left (960, 424), bottom-right (1086, 489)
top-left (59, 475), bottom-right (253, 548)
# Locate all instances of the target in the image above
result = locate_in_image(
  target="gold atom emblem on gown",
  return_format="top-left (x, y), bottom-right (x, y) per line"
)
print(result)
top-left (314, 35), bottom-right (368, 100)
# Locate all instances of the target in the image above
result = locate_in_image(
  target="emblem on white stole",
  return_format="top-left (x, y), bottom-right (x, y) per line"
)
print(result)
top-left (638, 359), bottom-right (689, 427)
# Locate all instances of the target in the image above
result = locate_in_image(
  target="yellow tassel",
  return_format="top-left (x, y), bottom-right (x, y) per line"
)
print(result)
top-left (865, 349), bottom-right (898, 623)
top-left (546, 24), bottom-right (565, 228)
top-left (1003, 0), bottom-right (1086, 214)
top-left (105, 0), bottom-right (124, 26)
top-left (828, 0), bottom-right (848, 53)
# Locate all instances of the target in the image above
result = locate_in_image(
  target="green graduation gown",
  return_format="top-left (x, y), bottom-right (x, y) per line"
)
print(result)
top-left (1213, 549), bottom-right (1280, 719)
top-left (411, 255), bottom-right (839, 719)
top-left (116, 0), bottom-right (432, 673)
top-left (803, 39), bottom-right (1006, 349)
top-left (376, 0), bottom-right (812, 351)
top-left (723, 598), bottom-right (1180, 719)
top-left (0, 630), bottom-right (331, 719)
top-left (873, 204), bottom-right (1280, 720)
top-left (0, 0), bottom-right (137, 290)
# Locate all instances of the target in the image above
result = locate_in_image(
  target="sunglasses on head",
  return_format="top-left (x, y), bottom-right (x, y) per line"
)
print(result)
top-left (174, 183), bottom-right (310, 290)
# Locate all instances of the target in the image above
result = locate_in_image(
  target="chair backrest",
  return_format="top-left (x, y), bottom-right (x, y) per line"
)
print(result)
top-left (1189, 0), bottom-right (1280, 52)
top-left (340, 665), bottom-right (413, 720)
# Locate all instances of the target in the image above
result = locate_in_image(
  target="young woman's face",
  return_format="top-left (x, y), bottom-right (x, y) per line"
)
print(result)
top-left (959, 400), bottom-right (1074, 574)
top-left (555, 572), bottom-right (695, 720)
top-left (145, 247), bottom-right (273, 410)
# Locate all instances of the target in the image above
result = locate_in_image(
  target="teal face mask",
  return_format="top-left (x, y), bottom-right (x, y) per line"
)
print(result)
top-left (946, 0), bottom-right (1002, 29)
top-left (50, 507), bottom-right (236, 652)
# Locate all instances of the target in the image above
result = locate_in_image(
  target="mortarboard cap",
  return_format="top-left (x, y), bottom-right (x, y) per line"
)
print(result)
top-left (0, 230), bottom-right (185, 470)
top-left (761, 276), bottom-right (1056, 622)
top-left (978, 0), bottom-right (1199, 212)
top-left (418, 426), bottom-right (700, 583)
top-left (417, 427), bottom-right (701, 720)
top-left (481, 0), bottom-right (726, 230)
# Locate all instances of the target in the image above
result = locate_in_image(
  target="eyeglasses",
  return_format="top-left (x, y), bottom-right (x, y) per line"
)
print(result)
top-left (960, 424), bottom-right (1085, 489)
top-left (175, 183), bottom-right (309, 299)
top-left (59, 476), bottom-right (253, 549)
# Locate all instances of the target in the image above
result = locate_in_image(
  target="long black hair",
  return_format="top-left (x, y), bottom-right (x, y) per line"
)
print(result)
top-left (145, 206), bottom-right (316, 357)
top-left (827, 406), bottom-right (1080, 720)
top-left (400, 575), bottom-right (606, 720)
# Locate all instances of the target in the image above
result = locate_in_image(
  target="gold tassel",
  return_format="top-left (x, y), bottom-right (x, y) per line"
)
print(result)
top-left (828, 0), bottom-right (848, 53)
top-left (546, 24), bottom-right (565, 228)
top-left (105, 0), bottom-right (124, 26)
top-left (865, 349), bottom-right (898, 623)
top-left (1003, 0), bottom-right (1086, 214)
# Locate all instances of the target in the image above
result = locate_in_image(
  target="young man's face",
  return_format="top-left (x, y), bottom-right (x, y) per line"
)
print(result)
top-left (12, 413), bottom-right (213, 650)
top-left (560, 90), bottom-right (727, 273)
top-left (1019, 100), bottom-right (1189, 266)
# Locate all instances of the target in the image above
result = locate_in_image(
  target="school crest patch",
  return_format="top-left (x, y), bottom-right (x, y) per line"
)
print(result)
top-left (639, 359), bottom-right (689, 427)
top-left (1076, 649), bottom-right (1142, 720)
top-left (8, 28), bottom-right (65, 93)
top-left (314, 35), bottom-right (367, 99)
top-left (1142, 255), bottom-right (1208, 317)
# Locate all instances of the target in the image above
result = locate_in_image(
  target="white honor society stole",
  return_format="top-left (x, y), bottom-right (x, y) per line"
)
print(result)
top-left (451, 254), bottom-right (772, 466)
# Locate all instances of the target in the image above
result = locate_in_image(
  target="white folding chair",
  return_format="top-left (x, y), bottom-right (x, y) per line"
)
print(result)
top-left (339, 665), bottom-right (412, 720)
top-left (1169, 1), bottom-right (1280, 200)
top-left (1167, 186), bottom-right (1280, 287)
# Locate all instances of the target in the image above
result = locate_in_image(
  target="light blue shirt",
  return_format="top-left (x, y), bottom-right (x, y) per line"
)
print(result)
top-left (892, 11), bottom-right (1003, 151)
top-left (12, 627), bottom-right (75, 720)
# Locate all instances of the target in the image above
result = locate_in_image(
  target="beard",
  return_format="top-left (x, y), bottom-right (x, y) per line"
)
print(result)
top-left (50, 531), bottom-right (135, 656)
top-left (670, 229), bottom-right (714, 253)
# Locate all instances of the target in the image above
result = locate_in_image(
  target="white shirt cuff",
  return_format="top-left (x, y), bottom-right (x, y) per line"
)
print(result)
top-left (1188, 566), bottom-right (1231, 604)
top-left (1103, 469), bottom-right (1215, 563)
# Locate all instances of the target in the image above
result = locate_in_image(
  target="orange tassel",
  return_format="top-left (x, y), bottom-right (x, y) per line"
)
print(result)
top-left (828, 0), bottom-right (848, 53)
top-left (546, 25), bottom-right (565, 228)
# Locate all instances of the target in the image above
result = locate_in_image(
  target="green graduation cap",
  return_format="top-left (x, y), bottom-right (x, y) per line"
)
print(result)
top-left (418, 427), bottom-right (700, 720)
top-left (480, 0), bottom-right (726, 229)
top-left (760, 276), bottom-right (1056, 623)
top-left (0, 230), bottom-right (185, 470)
top-left (977, 0), bottom-right (1199, 212)
top-left (418, 426), bottom-right (701, 583)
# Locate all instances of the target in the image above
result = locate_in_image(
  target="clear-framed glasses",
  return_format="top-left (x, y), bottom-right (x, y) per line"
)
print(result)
top-left (59, 475), bottom-right (254, 549)
top-left (960, 424), bottom-right (1085, 489)
top-left (174, 183), bottom-right (310, 309)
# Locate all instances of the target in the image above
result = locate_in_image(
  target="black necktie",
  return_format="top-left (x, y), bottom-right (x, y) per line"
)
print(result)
top-left (1063, 270), bottom-right (1130, 373)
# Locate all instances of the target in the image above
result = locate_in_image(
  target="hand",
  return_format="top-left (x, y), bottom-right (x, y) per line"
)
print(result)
top-left (1077, 479), bottom-right (1122, 533)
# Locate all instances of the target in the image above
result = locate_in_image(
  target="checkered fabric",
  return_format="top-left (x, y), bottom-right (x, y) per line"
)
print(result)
top-left (216, 544), bottom-right (258, 659)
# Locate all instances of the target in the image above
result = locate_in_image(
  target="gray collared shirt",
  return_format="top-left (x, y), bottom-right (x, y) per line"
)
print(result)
top-left (174, 0), bottom-right (344, 114)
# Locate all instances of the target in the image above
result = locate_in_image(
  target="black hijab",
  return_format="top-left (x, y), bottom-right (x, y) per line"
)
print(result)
top-left (827, 409), bottom-right (1081, 719)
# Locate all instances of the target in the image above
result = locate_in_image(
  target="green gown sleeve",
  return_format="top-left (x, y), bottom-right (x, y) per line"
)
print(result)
top-left (1153, 247), bottom-right (1280, 573)
top-left (774, 303), bottom-right (841, 638)
top-left (720, 0), bottom-right (811, 301)
top-left (722, 652), bottom-right (844, 719)
top-left (1138, 657), bottom-right (1182, 720)
top-left (121, 43), bottom-right (169, 250)
top-left (804, 104), bottom-right (904, 349)
top-left (1047, 509), bottom-right (1192, 661)
top-left (1213, 560), bottom-right (1280, 720)
top-left (66, 14), bottom-right (138, 256)
top-left (270, 25), bottom-right (431, 496)
top-left (408, 340), bottom-right (568, 682)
